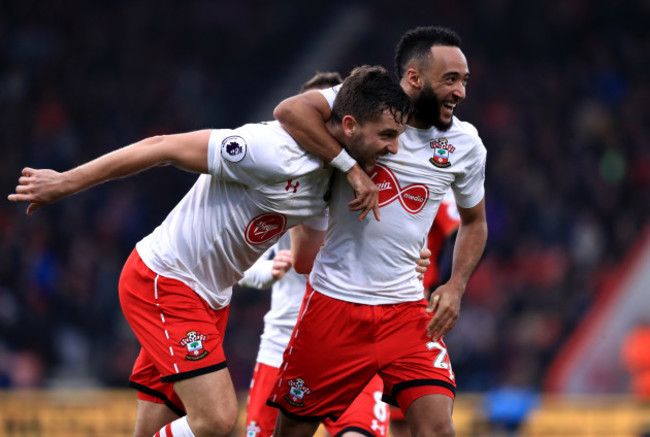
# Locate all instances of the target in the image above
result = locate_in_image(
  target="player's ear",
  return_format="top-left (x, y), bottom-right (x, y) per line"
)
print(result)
top-left (405, 67), bottom-right (422, 90)
top-left (342, 115), bottom-right (357, 136)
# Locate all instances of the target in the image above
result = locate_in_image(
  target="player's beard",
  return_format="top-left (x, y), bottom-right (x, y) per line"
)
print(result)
top-left (347, 137), bottom-right (377, 174)
top-left (413, 82), bottom-right (453, 131)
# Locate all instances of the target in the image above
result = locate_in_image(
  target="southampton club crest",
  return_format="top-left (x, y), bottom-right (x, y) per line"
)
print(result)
top-left (246, 421), bottom-right (262, 437)
top-left (284, 378), bottom-right (312, 408)
top-left (429, 137), bottom-right (456, 168)
top-left (179, 330), bottom-right (209, 361)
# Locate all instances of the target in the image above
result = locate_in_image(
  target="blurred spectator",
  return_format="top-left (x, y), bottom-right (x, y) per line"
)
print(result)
top-left (622, 319), bottom-right (650, 400)
top-left (481, 358), bottom-right (540, 436)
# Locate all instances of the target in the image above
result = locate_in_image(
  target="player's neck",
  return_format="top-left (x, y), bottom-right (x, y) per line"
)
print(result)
top-left (326, 120), bottom-right (346, 143)
top-left (408, 115), bottom-right (434, 130)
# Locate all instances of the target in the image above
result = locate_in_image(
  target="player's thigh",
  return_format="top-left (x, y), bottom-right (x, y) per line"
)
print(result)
top-left (275, 411), bottom-right (320, 437)
top-left (405, 394), bottom-right (454, 437)
top-left (133, 399), bottom-right (181, 437)
top-left (174, 367), bottom-right (238, 433)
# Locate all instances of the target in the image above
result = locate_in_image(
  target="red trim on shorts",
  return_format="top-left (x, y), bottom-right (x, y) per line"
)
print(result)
top-left (165, 423), bottom-right (173, 437)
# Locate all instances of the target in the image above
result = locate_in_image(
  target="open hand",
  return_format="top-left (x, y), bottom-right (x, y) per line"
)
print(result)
top-left (425, 282), bottom-right (464, 341)
top-left (7, 167), bottom-right (66, 215)
top-left (345, 165), bottom-right (380, 222)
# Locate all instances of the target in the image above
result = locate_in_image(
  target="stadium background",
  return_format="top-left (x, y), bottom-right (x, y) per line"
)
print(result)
top-left (1, 0), bottom-right (649, 435)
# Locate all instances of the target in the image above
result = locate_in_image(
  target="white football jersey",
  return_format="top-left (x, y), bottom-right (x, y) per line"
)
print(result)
top-left (310, 87), bottom-right (486, 304)
top-left (136, 121), bottom-right (330, 310)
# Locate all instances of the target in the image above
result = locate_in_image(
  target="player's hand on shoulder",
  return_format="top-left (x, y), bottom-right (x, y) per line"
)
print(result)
top-left (345, 164), bottom-right (380, 222)
top-left (270, 250), bottom-right (293, 280)
top-left (425, 281), bottom-right (464, 341)
top-left (8, 167), bottom-right (66, 215)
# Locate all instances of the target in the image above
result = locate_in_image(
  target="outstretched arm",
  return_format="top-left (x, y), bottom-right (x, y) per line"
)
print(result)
top-left (426, 196), bottom-right (488, 340)
top-left (8, 130), bottom-right (212, 215)
top-left (274, 91), bottom-right (380, 221)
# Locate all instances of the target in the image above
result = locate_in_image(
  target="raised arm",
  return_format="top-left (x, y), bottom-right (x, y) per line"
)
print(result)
top-left (274, 92), bottom-right (380, 221)
top-left (8, 130), bottom-right (212, 215)
top-left (426, 196), bottom-right (488, 340)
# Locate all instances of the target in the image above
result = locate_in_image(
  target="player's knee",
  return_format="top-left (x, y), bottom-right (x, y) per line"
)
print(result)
top-left (412, 420), bottom-right (454, 437)
top-left (189, 408), bottom-right (238, 437)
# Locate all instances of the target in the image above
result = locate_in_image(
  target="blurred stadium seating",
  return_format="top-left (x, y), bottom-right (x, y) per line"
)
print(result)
top-left (0, 390), bottom-right (649, 437)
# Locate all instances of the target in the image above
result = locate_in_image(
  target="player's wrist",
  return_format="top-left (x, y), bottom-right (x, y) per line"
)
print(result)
top-left (329, 149), bottom-right (356, 173)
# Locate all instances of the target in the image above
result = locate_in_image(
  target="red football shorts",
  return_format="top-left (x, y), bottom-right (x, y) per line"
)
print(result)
top-left (390, 406), bottom-right (405, 422)
top-left (267, 285), bottom-right (455, 421)
top-left (247, 363), bottom-right (389, 437)
top-left (119, 248), bottom-right (230, 414)
top-left (324, 374), bottom-right (390, 437)
top-left (246, 362), bottom-right (281, 437)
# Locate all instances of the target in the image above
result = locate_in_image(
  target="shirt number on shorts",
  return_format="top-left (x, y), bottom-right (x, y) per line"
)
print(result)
top-left (371, 391), bottom-right (387, 436)
top-left (426, 340), bottom-right (455, 380)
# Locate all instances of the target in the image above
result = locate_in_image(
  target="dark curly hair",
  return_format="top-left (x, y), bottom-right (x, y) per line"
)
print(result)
top-left (394, 26), bottom-right (462, 79)
top-left (300, 71), bottom-right (343, 93)
top-left (331, 65), bottom-right (412, 126)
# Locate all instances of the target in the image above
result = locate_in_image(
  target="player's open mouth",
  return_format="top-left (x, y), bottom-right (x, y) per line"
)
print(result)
top-left (442, 102), bottom-right (455, 117)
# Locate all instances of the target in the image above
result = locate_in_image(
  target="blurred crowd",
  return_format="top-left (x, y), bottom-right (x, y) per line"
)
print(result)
top-left (1, 0), bottom-right (648, 396)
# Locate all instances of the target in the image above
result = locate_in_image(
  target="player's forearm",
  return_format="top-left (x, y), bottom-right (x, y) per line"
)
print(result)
top-left (289, 225), bottom-right (325, 274)
top-left (61, 136), bottom-right (168, 195)
top-left (274, 95), bottom-right (342, 162)
top-left (448, 217), bottom-right (487, 292)
top-left (63, 132), bottom-right (210, 196)
top-left (238, 259), bottom-right (276, 290)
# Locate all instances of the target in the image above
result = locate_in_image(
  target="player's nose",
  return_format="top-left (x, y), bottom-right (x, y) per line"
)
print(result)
top-left (386, 138), bottom-right (399, 155)
top-left (453, 82), bottom-right (466, 100)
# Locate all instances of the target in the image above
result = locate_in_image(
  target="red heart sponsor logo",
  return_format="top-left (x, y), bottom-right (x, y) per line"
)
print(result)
top-left (370, 164), bottom-right (428, 214)
top-left (245, 213), bottom-right (287, 245)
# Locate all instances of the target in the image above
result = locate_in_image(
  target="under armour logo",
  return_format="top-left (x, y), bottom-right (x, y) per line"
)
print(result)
top-left (285, 179), bottom-right (300, 193)
top-left (371, 420), bottom-right (385, 436)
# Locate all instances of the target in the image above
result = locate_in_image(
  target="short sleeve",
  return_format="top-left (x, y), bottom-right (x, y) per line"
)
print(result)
top-left (207, 128), bottom-right (234, 178)
top-left (452, 140), bottom-right (487, 209)
top-left (318, 84), bottom-right (342, 110)
top-left (206, 123), bottom-right (308, 188)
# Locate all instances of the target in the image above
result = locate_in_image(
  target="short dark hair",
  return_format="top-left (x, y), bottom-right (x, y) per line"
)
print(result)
top-left (331, 65), bottom-right (412, 126)
top-left (300, 71), bottom-right (343, 93)
top-left (394, 26), bottom-right (462, 78)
